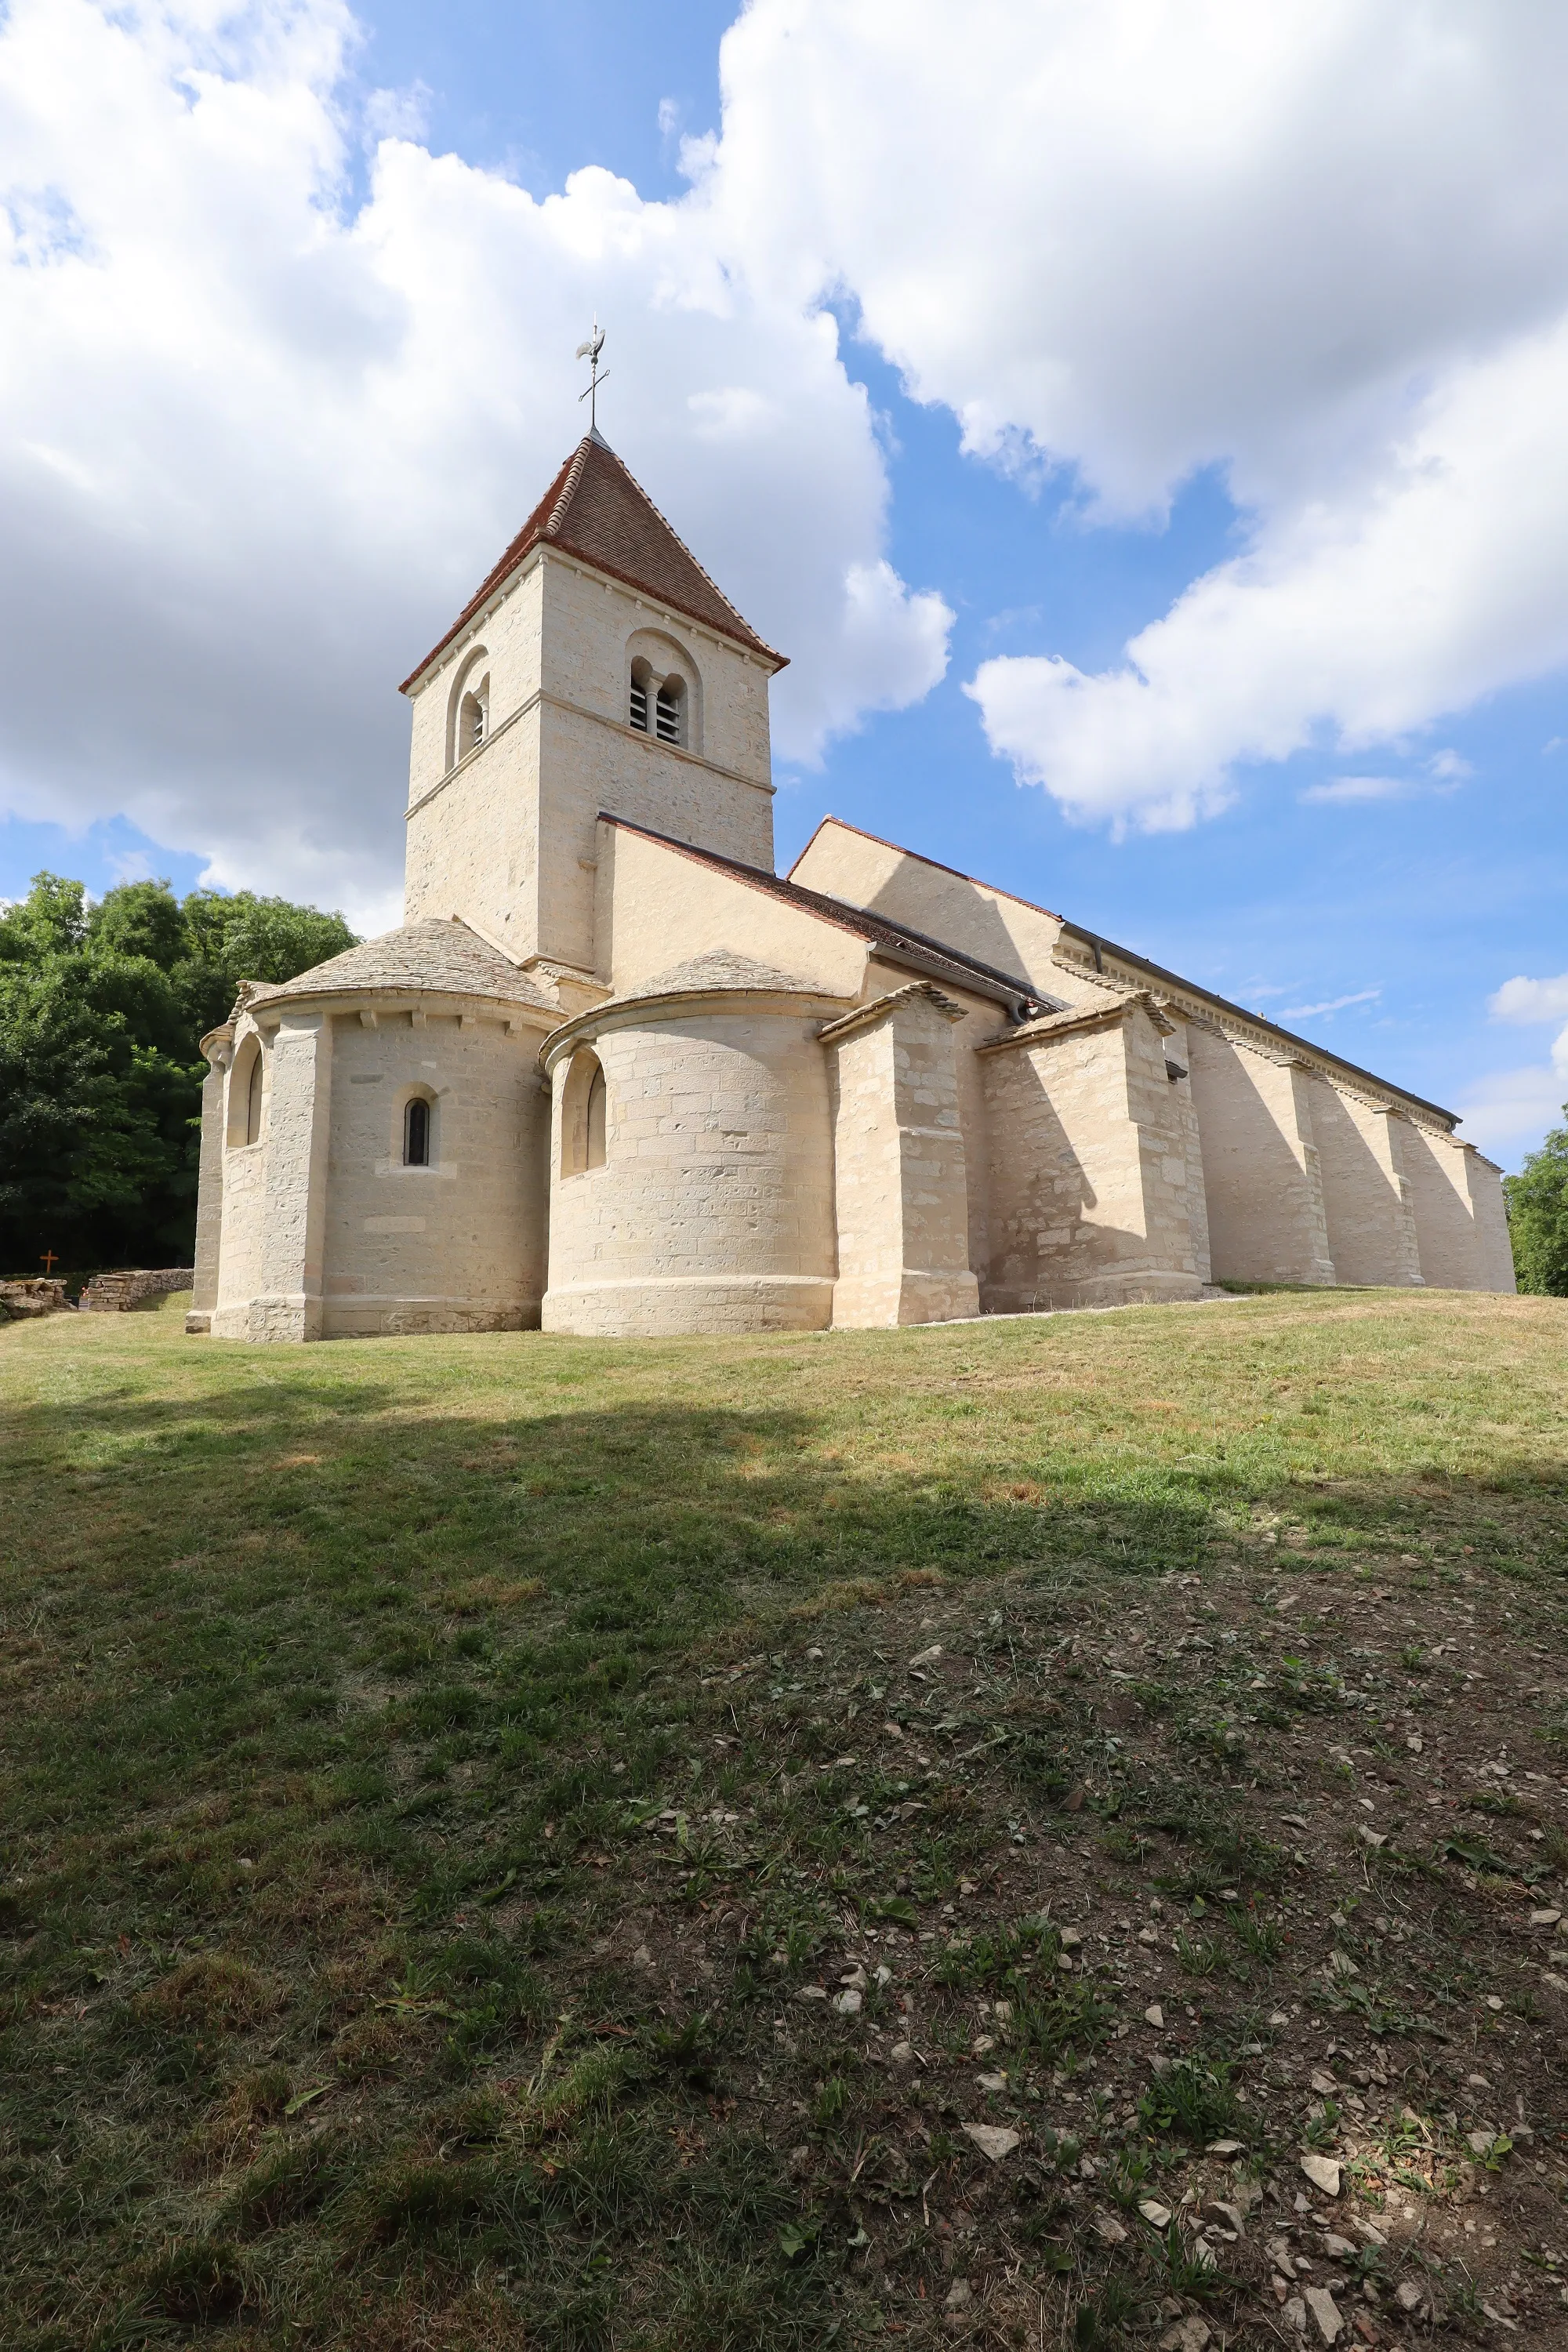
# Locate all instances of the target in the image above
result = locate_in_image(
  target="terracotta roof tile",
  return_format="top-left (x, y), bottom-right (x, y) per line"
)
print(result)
top-left (400, 434), bottom-right (784, 692)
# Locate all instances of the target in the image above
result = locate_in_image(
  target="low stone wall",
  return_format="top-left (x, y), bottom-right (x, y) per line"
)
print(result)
top-left (0, 1278), bottom-right (71, 1320)
top-left (78, 1268), bottom-right (194, 1312)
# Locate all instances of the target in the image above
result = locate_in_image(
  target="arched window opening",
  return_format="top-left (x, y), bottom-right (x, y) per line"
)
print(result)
top-left (586, 1065), bottom-right (607, 1170)
top-left (626, 631), bottom-right (701, 754)
top-left (445, 652), bottom-right (490, 771)
top-left (404, 1096), bottom-right (430, 1167)
top-left (245, 1047), bottom-right (264, 1145)
top-left (561, 1048), bottom-right (608, 1175)
top-left (458, 677), bottom-right (488, 759)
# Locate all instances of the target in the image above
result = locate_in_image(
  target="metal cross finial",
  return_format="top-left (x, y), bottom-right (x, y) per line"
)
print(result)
top-left (575, 318), bottom-right (608, 431)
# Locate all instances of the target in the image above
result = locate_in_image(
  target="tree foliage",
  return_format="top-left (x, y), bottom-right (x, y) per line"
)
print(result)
top-left (1503, 1107), bottom-right (1568, 1297)
top-left (0, 873), bottom-right (354, 1277)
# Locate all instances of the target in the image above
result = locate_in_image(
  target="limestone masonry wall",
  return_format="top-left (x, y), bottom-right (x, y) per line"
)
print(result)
top-left (1311, 1083), bottom-right (1422, 1288)
top-left (191, 1043), bottom-right (229, 1319)
top-left (791, 821), bottom-right (1064, 998)
top-left (826, 985), bottom-right (980, 1327)
top-left (404, 714), bottom-right (542, 946)
top-left (1188, 1028), bottom-right (1336, 1286)
top-left (599, 822), bottom-right (866, 999)
top-left (319, 1008), bottom-right (549, 1337)
top-left (404, 555), bottom-right (775, 969)
top-left (980, 1004), bottom-right (1206, 1311)
top-left (1402, 1125), bottom-right (1516, 1293)
top-left (543, 1004), bottom-right (837, 1335)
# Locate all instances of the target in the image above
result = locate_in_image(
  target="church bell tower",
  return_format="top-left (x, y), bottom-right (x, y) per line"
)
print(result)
top-left (397, 433), bottom-right (787, 984)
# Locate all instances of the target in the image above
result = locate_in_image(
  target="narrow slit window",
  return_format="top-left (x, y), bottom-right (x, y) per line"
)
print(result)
top-left (459, 688), bottom-right (487, 757)
top-left (405, 1097), bottom-right (430, 1167)
top-left (245, 1048), bottom-right (263, 1145)
top-left (586, 1066), bottom-right (607, 1169)
top-left (629, 676), bottom-right (649, 731)
top-left (655, 681), bottom-right (682, 743)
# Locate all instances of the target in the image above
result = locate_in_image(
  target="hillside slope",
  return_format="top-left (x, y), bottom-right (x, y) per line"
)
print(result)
top-left (2, 1290), bottom-right (1566, 2350)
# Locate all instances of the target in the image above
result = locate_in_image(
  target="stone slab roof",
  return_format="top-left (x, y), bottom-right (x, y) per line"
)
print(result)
top-left (603, 816), bottom-right (1058, 1018)
top-left (622, 949), bottom-right (828, 1001)
top-left (401, 434), bottom-right (783, 692)
top-left (245, 920), bottom-right (557, 1013)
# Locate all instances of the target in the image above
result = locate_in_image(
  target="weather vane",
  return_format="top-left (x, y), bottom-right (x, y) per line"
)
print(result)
top-left (575, 318), bottom-right (608, 431)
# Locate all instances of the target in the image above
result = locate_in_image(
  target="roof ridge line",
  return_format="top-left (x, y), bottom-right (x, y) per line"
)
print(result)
top-left (599, 815), bottom-right (1050, 1011)
top-left (584, 442), bottom-right (766, 652)
top-left (543, 437), bottom-right (593, 540)
top-left (789, 812), bottom-right (1068, 926)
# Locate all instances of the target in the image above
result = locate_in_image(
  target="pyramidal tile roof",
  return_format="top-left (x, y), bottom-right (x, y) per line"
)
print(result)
top-left (245, 919), bottom-right (557, 1012)
top-left (400, 434), bottom-right (784, 692)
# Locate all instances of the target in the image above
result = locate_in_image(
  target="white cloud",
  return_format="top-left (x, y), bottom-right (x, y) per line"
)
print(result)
top-left (1469, 973), bottom-right (1568, 1157)
top-left (12, 0), bottom-right (1568, 906)
top-left (1453, 1061), bottom-right (1568, 1165)
top-left (1279, 988), bottom-right (1381, 1019)
top-left (963, 316), bottom-right (1568, 824)
top-left (1490, 972), bottom-right (1568, 1026)
top-left (0, 0), bottom-right (950, 924)
top-left (699, 0), bottom-right (1568, 828)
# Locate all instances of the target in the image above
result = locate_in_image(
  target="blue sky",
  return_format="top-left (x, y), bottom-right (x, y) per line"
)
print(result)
top-left (3, 0), bottom-right (1566, 1164)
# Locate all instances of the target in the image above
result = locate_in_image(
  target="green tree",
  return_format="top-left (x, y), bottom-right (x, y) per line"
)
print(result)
top-left (0, 872), bottom-right (355, 1278)
top-left (1504, 1109), bottom-right (1568, 1297)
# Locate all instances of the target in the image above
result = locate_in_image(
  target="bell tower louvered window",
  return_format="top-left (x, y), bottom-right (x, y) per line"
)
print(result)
top-left (629, 673), bottom-right (649, 731)
top-left (655, 681), bottom-right (683, 743)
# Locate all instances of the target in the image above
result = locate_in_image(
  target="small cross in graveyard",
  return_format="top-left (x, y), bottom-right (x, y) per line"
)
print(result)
top-left (39, 1249), bottom-right (59, 1274)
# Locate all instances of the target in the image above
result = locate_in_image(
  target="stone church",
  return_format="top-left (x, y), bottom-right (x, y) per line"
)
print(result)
top-left (188, 433), bottom-right (1514, 1342)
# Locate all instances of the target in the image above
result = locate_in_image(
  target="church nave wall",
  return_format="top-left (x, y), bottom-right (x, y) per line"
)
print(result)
top-left (1186, 1027), bottom-right (1337, 1287)
top-left (1309, 1083), bottom-right (1424, 1288)
top-left (978, 1001), bottom-right (1206, 1312)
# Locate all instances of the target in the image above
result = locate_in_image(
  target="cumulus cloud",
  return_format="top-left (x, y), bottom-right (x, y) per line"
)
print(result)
top-left (1490, 973), bottom-right (1568, 1027)
top-left (0, 0), bottom-right (949, 922)
top-left (1461, 971), bottom-right (1568, 1159)
top-left (13, 0), bottom-right (1568, 905)
top-left (701, 0), bottom-right (1568, 827)
top-left (1454, 1061), bottom-right (1568, 1164)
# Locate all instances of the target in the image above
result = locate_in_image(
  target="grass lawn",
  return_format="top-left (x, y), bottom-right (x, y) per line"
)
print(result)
top-left (3, 1286), bottom-right (1568, 2350)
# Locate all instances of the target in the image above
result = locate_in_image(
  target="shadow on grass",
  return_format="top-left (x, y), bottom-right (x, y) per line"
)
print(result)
top-left (3, 1349), bottom-right (1566, 2349)
top-left (2, 1383), bottom-right (1225, 1825)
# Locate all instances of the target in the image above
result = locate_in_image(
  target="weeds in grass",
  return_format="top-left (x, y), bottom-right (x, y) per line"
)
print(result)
top-left (1137, 2056), bottom-right (1244, 2145)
